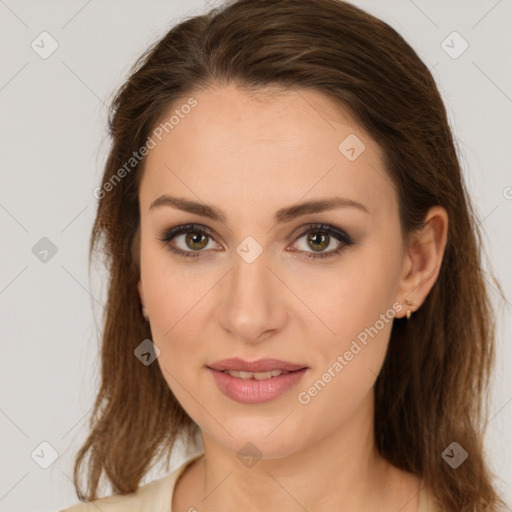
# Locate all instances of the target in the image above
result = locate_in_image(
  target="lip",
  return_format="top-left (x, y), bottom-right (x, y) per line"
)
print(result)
top-left (208, 358), bottom-right (308, 373)
top-left (207, 358), bottom-right (309, 404)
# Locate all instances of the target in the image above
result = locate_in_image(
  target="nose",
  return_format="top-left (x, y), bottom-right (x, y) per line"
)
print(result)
top-left (216, 249), bottom-right (288, 343)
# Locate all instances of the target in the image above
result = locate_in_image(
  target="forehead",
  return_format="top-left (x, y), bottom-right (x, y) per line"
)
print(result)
top-left (139, 83), bottom-right (396, 221)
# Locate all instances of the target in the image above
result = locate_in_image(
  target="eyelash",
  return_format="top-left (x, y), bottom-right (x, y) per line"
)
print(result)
top-left (157, 222), bottom-right (354, 261)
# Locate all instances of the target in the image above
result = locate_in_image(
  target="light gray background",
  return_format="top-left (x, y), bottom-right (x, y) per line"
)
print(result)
top-left (1, 1), bottom-right (511, 510)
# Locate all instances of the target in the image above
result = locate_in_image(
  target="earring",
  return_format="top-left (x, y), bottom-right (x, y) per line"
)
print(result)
top-left (404, 298), bottom-right (414, 320)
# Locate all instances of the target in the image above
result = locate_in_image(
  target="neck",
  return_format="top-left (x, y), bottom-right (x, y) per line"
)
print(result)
top-left (184, 391), bottom-right (419, 511)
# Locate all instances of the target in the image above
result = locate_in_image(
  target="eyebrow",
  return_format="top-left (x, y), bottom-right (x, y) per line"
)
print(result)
top-left (149, 195), bottom-right (369, 224)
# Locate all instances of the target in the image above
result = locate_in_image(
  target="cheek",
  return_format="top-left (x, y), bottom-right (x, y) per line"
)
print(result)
top-left (290, 234), bottom-right (402, 345)
top-left (294, 306), bottom-right (394, 441)
top-left (297, 306), bottom-right (394, 408)
top-left (139, 244), bottom-right (195, 362)
top-left (293, 238), bottom-right (402, 410)
top-left (145, 272), bottom-right (208, 372)
top-left (141, 238), bottom-right (212, 336)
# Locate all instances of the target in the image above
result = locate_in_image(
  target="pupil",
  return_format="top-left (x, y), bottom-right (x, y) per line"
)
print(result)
top-left (187, 232), bottom-right (207, 250)
top-left (309, 232), bottom-right (328, 252)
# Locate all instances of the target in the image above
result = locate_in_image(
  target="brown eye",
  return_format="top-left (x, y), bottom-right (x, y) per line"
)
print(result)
top-left (305, 231), bottom-right (330, 252)
top-left (184, 231), bottom-right (209, 251)
top-left (291, 223), bottom-right (354, 260)
top-left (158, 223), bottom-right (219, 260)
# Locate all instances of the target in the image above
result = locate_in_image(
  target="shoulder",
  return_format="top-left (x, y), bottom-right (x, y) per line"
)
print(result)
top-left (58, 451), bottom-right (205, 512)
top-left (58, 472), bottom-right (174, 512)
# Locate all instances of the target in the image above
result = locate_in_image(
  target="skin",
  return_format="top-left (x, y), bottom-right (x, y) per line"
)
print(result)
top-left (137, 83), bottom-right (448, 511)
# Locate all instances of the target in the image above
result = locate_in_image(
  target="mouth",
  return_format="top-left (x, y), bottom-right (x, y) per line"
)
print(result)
top-left (207, 358), bottom-right (309, 404)
top-left (207, 357), bottom-right (308, 374)
top-left (218, 369), bottom-right (298, 380)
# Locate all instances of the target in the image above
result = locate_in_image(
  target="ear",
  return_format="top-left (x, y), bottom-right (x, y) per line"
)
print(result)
top-left (394, 205), bottom-right (449, 318)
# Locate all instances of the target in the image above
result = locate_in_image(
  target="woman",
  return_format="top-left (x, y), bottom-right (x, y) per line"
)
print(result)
top-left (60, 0), bottom-right (507, 510)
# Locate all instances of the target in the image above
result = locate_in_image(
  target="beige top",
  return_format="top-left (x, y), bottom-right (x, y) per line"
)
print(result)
top-left (60, 451), bottom-right (440, 511)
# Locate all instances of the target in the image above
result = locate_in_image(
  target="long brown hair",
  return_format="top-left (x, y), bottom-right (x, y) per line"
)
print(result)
top-left (74, 0), bottom-right (505, 509)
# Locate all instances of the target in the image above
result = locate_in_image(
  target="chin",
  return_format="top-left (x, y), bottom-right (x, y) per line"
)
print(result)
top-left (212, 414), bottom-right (307, 460)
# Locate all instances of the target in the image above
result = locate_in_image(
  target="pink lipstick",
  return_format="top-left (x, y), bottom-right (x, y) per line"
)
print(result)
top-left (207, 358), bottom-right (308, 404)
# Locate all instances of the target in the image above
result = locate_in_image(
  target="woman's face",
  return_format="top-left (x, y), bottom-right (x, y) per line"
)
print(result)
top-left (137, 83), bottom-right (409, 458)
